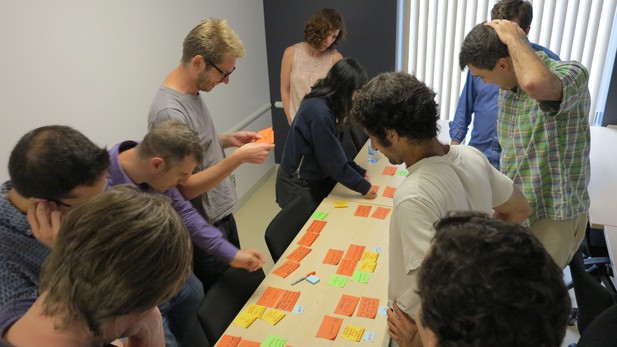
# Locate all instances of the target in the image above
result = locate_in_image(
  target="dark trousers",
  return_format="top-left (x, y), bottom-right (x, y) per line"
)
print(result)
top-left (190, 197), bottom-right (239, 293)
top-left (275, 165), bottom-right (335, 209)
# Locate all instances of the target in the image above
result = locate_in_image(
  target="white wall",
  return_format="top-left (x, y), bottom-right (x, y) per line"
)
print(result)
top-left (0, 0), bottom-right (274, 201)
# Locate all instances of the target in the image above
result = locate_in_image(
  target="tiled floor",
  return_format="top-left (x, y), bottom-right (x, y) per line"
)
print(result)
top-left (234, 166), bottom-right (581, 346)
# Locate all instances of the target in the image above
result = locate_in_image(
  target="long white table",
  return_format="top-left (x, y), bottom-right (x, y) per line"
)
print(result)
top-left (588, 126), bottom-right (617, 288)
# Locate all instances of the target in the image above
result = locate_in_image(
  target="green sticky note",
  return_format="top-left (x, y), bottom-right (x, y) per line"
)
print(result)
top-left (350, 270), bottom-right (371, 283)
top-left (395, 169), bottom-right (409, 176)
top-left (327, 274), bottom-right (349, 288)
top-left (260, 334), bottom-right (287, 347)
top-left (311, 211), bottom-right (329, 220)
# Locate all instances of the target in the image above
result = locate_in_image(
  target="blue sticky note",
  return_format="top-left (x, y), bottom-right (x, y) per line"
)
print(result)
top-left (306, 274), bottom-right (320, 284)
top-left (362, 331), bottom-right (376, 342)
top-left (378, 306), bottom-right (388, 316)
top-left (293, 305), bottom-right (304, 314)
top-left (373, 245), bottom-right (383, 253)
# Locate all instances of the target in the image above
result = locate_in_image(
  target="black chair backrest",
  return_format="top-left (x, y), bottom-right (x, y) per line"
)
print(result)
top-left (197, 267), bottom-right (265, 345)
top-left (265, 193), bottom-right (318, 263)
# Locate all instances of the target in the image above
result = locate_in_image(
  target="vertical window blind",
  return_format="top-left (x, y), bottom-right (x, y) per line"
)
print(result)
top-left (402, 0), bottom-right (617, 125)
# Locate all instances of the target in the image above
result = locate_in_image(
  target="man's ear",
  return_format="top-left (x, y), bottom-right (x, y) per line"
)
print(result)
top-left (192, 55), bottom-right (205, 71)
top-left (387, 129), bottom-right (399, 143)
top-left (150, 157), bottom-right (166, 173)
top-left (496, 57), bottom-right (511, 72)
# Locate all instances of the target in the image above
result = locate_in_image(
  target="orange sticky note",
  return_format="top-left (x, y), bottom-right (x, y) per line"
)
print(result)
top-left (345, 244), bottom-right (366, 262)
top-left (297, 232), bottom-right (319, 247)
top-left (334, 294), bottom-right (360, 316)
top-left (336, 258), bottom-right (358, 276)
top-left (256, 287), bottom-right (284, 307)
top-left (372, 206), bottom-right (391, 219)
top-left (218, 334), bottom-right (241, 347)
top-left (286, 246), bottom-right (312, 262)
top-left (357, 297), bottom-right (380, 318)
top-left (316, 315), bottom-right (343, 340)
top-left (372, 185), bottom-right (380, 194)
top-left (272, 260), bottom-right (300, 278)
top-left (383, 166), bottom-right (397, 175)
top-left (383, 186), bottom-right (396, 198)
top-left (307, 220), bottom-right (327, 233)
top-left (323, 249), bottom-right (345, 265)
top-left (238, 340), bottom-right (260, 347)
top-left (354, 205), bottom-right (372, 217)
top-left (275, 290), bottom-right (301, 312)
top-left (255, 127), bottom-right (274, 144)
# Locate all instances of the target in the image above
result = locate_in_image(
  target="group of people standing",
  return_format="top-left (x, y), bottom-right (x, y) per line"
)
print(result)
top-left (0, 0), bottom-right (594, 346)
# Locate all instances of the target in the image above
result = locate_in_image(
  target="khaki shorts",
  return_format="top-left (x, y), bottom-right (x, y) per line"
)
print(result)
top-left (529, 214), bottom-right (588, 269)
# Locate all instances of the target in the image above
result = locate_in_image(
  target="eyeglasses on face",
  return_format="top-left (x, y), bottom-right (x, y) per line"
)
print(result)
top-left (205, 58), bottom-right (235, 79)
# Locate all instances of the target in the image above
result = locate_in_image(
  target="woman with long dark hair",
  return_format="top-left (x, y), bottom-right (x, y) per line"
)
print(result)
top-left (276, 58), bottom-right (377, 208)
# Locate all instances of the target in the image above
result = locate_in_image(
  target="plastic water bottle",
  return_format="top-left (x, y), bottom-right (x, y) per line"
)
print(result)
top-left (368, 139), bottom-right (380, 164)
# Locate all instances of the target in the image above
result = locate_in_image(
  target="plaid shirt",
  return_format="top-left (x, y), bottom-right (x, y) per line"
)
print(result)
top-left (498, 52), bottom-right (591, 224)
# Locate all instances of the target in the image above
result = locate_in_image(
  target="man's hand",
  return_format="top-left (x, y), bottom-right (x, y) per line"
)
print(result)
top-left (27, 200), bottom-right (62, 248)
top-left (387, 303), bottom-right (419, 347)
top-left (221, 131), bottom-right (261, 148)
top-left (485, 19), bottom-right (526, 46)
top-left (229, 249), bottom-right (266, 272)
top-left (230, 142), bottom-right (275, 164)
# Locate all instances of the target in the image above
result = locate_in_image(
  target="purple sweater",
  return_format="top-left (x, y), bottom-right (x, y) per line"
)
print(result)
top-left (108, 141), bottom-right (238, 263)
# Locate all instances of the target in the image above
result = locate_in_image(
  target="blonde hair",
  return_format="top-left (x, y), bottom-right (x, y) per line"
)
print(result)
top-left (39, 186), bottom-right (192, 336)
top-left (181, 18), bottom-right (246, 65)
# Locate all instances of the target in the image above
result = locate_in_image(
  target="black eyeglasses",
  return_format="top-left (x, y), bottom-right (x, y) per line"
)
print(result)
top-left (206, 59), bottom-right (235, 79)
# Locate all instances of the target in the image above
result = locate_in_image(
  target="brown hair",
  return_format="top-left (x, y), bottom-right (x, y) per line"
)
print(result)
top-left (304, 8), bottom-right (346, 50)
top-left (39, 186), bottom-right (192, 336)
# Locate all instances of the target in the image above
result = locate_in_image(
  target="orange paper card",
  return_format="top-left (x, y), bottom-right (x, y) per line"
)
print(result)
top-left (255, 127), bottom-right (274, 144)
top-left (274, 290), bottom-right (301, 312)
top-left (297, 232), bottom-right (319, 247)
top-left (383, 186), bottom-right (396, 198)
top-left (217, 334), bottom-right (241, 347)
top-left (345, 244), bottom-right (366, 262)
top-left (372, 206), bottom-right (391, 220)
top-left (272, 260), bottom-right (300, 278)
top-left (238, 340), bottom-right (260, 347)
top-left (286, 246), bottom-right (312, 262)
top-left (382, 166), bottom-right (397, 175)
top-left (336, 258), bottom-right (358, 276)
top-left (334, 294), bottom-right (360, 316)
top-left (316, 315), bottom-right (343, 340)
top-left (323, 249), bottom-right (345, 265)
top-left (372, 185), bottom-right (380, 194)
top-left (354, 205), bottom-right (372, 217)
top-left (357, 297), bottom-right (380, 318)
top-left (307, 220), bottom-right (327, 233)
top-left (256, 287), bottom-right (284, 307)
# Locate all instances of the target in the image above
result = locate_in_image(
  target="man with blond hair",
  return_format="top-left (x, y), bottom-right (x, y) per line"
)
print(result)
top-left (149, 19), bottom-right (274, 291)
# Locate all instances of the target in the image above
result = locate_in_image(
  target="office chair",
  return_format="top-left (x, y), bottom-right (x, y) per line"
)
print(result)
top-left (569, 246), bottom-right (617, 334)
top-left (265, 193), bottom-right (318, 263)
top-left (576, 304), bottom-right (617, 347)
top-left (197, 266), bottom-right (265, 345)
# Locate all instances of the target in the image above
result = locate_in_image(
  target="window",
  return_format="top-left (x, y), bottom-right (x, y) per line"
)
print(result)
top-left (399, 0), bottom-right (617, 125)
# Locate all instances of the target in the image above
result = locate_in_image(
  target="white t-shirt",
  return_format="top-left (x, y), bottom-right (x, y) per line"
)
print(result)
top-left (388, 145), bottom-right (514, 317)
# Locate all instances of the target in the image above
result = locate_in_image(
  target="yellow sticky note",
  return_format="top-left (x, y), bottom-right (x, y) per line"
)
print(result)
top-left (333, 201), bottom-right (349, 208)
top-left (358, 260), bottom-right (377, 273)
top-left (246, 304), bottom-right (267, 318)
top-left (341, 324), bottom-right (365, 342)
top-left (232, 311), bottom-right (258, 328)
top-left (260, 309), bottom-right (286, 325)
top-left (361, 251), bottom-right (380, 262)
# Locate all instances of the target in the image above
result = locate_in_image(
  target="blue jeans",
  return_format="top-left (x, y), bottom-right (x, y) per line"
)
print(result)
top-left (158, 273), bottom-right (206, 347)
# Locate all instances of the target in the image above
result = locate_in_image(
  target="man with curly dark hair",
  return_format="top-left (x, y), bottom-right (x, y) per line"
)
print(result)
top-left (351, 72), bottom-right (531, 346)
top-left (416, 211), bottom-right (570, 347)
